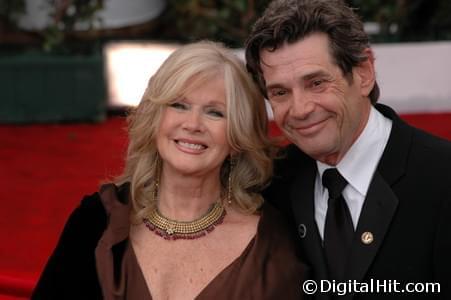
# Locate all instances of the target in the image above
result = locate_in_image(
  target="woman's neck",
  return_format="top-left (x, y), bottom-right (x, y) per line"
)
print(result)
top-left (157, 171), bottom-right (222, 222)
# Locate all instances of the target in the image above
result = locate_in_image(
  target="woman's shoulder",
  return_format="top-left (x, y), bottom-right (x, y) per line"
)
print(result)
top-left (258, 202), bottom-right (307, 263)
top-left (65, 182), bottom-right (130, 234)
top-left (259, 202), bottom-right (299, 240)
top-left (97, 182), bottom-right (131, 215)
top-left (256, 202), bottom-right (304, 261)
top-left (61, 190), bottom-right (107, 241)
top-left (99, 182), bottom-right (130, 203)
top-left (31, 187), bottom-right (116, 299)
top-left (249, 202), bottom-right (309, 299)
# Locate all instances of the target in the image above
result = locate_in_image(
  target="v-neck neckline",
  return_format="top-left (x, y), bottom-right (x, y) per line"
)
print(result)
top-left (129, 226), bottom-right (259, 300)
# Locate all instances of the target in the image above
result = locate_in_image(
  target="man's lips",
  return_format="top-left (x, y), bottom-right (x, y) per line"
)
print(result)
top-left (287, 119), bottom-right (328, 136)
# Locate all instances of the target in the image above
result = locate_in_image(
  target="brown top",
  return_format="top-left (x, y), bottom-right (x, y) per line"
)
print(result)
top-left (95, 185), bottom-right (306, 300)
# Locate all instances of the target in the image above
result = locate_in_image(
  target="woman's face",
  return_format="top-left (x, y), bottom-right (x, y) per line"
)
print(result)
top-left (156, 75), bottom-right (231, 179)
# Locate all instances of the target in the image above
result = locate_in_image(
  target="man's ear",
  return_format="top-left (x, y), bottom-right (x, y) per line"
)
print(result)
top-left (355, 48), bottom-right (376, 97)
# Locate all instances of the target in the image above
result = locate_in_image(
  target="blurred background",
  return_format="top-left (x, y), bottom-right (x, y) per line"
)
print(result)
top-left (2, 0), bottom-right (451, 118)
top-left (1, 0), bottom-right (451, 299)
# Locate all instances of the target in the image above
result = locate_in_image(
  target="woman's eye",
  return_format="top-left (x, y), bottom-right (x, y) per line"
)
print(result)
top-left (207, 109), bottom-right (225, 118)
top-left (169, 102), bottom-right (187, 110)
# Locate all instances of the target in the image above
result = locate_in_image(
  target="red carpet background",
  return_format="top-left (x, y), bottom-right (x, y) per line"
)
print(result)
top-left (0, 113), bottom-right (451, 299)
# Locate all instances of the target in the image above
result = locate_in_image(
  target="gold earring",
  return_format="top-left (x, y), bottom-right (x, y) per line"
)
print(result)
top-left (153, 176), bottom-right (159, 202)
top-left (153, 152), bottom-right (161, 203)
top-left (228, 156), bottom-right (235, 205)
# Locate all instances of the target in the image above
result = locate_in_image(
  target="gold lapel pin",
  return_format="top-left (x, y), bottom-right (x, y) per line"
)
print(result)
top-left (361, 231), bottom-right (374, 245)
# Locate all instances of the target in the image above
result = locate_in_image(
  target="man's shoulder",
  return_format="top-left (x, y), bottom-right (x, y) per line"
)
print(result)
top-left (273, 144), bottom-right (314, 177)
top-left (393, 111), bottom-right (451, 164)
top-left (408, 127), bottom-right (451, 173)
top-left (260, 202), bottom-right (297, 236)
top-left (377, 103), bottom-right (451, 164)
top-left (410, 125), bottom-right (451, 154)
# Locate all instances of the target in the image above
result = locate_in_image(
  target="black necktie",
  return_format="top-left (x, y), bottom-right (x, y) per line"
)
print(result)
top-left (322, 168), bottom-right (354, 281)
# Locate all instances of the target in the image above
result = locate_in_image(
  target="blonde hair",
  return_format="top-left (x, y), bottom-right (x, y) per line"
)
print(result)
top-left (117, 41), bottom-right (273, 221)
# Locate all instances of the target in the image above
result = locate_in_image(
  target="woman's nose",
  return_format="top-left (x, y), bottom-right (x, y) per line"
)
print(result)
top-left (182, 110), bottom-right (204, 132)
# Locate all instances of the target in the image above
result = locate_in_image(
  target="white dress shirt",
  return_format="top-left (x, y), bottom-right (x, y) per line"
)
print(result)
top-left (314, 106), bottom-right (393, 240)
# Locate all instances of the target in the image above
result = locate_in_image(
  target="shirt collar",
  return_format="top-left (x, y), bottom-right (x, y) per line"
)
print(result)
top-left (317, 106), bottom-right (392, 196)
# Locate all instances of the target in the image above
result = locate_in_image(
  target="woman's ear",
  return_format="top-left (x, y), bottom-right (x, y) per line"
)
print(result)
top-left (355, 48), bottom-right (376, 97)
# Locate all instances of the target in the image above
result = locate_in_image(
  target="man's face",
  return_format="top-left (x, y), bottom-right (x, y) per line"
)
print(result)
top-left (260, 33), bottom-right (373, 165)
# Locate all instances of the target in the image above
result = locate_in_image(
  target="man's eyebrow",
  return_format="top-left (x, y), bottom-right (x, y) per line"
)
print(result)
top-left (265, 70), bottom-right (330, 90)
top-left (266, 83), bottom-right (287, 90)
top-left (302, 70), bottom-right (330, 81)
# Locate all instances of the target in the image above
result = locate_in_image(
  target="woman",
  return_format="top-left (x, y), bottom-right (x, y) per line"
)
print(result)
top-left (32, 41), bottom-right (306, 299)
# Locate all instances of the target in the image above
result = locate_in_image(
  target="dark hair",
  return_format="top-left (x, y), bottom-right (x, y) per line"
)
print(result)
top-left (245, 0), bottom-right (379, 103)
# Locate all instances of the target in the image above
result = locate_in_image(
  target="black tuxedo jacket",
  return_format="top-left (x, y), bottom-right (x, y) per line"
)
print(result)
top-left (264, 104), bottom-right (451, 300)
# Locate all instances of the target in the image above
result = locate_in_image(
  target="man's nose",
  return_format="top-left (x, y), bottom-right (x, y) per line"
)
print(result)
top-left (289, 90), bottom-right (315, 119)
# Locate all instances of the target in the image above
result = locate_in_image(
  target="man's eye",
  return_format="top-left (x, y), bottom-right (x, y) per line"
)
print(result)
top-left (312, 79), bottom-right (324, 87)
top-left (270, 89), bottom-right (287, 97)
top-left (311, 78), bottom-right (330, 90)
top-left (169, 102), bottom-right (187, 110)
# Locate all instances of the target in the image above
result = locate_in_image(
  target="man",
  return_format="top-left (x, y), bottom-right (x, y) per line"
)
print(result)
top-left (245, 0), bottom-right (451, 299)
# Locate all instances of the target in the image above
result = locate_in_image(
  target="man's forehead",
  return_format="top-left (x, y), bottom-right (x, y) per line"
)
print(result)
top-left (260, 37), bottom-right (332, 69)
top-left (260, 49), bottom-right (331, 76)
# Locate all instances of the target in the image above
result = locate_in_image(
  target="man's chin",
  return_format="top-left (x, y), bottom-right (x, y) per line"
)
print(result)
top-left (293, 143), bottom-right (340, 165)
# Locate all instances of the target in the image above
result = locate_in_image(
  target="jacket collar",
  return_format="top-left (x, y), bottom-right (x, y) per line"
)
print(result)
top-left (374, 103), bottom-right (413, 184)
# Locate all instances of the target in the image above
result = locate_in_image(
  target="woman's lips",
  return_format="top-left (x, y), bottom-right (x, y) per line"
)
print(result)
top-left (174, 139), bottom-right (207, 154)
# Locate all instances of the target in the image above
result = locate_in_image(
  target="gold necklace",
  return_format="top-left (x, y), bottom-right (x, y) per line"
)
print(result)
top-left (143, 202), bottom-right (226, 240)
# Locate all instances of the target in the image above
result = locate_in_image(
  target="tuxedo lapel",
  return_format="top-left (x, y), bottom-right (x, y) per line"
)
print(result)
top-left (346, 171), bottom-right (398, 282)
top-left (290, 159), bottom-right (330, 283)
top-left (345, 104), bottom-right (412, 283)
